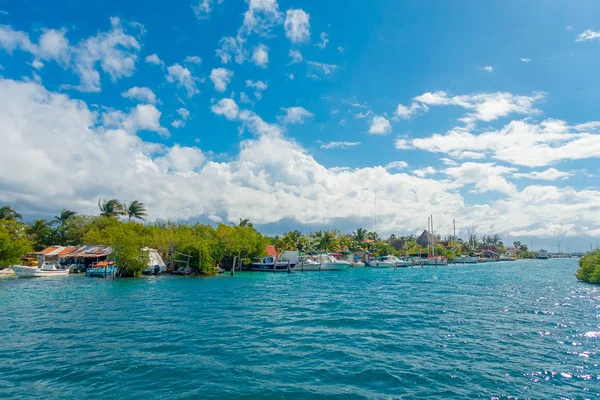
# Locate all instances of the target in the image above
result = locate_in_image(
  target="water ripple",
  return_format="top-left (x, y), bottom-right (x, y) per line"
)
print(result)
top-left (1, 259), bottom-right (598, 399)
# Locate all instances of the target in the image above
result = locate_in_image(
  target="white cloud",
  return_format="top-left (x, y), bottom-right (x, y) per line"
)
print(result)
top-left (443, 162), bottom-right (516, 195)
top-left (394, 103), bottom-right (422, 119)
top-left (411, 118), bottom-right (600, 167)
top-left (240, 0), bottom-right (283, 36)
top-left (103, 103), bottom-right (168, 137)
top-left (215, 36), bottom-right (246, 64)
top-left (288, 48), bottom-right (303, 64)
top-left (576, 30), bottom-right (600, 42)
top-left (0, 18), bottom-right (141, 92)
top-left (342, 99), bottom-right (367, 108)
top-left (513, 168), bottom-right (573, 181)
top-left (192, 0), bottom-right (223, 19)
top-left (315, 32), bottom-right (329, 49)
top-left (410, 90), bottom-right (545, 123)
top-left (320, 141), bottom-right (361, 149)
top-left (245, 79), bottom-right (267, 99)
top-left (412, 166), bottom-right (436, 178)
top-left (71, 17), bottom-right (142, 92)
top-left (210, 67), bottom-right (234, 92)
top-left (394, 138), bottom-right (412, 150)
top-left (384, 161), bottom-right (408, 171)
top-left (440, 158), bottom-right (458, 166)
top-left (566, 25), bottom-right (573, 31)
top-left (211, 98), bottom-right (239, 120)
top-left (520, 58), bottom-right (532, 63)
top-left (251, 43), bottom-right (269, 68)
top-left (172, 107), bottom-right (190, 129)
top-left (121, 86), bottom-right (157, 104)
top-left (3, 77), bottom-right (600, 239)
top-left (307, 60), bottom-right (337, 76)
top-left (369, 116), bottom-right (392, 135)
top-left (184, 55), bottom-right (202, 64)
top-left (483, 65), bottom-right (493, 72)
top-left (31, 59), bottom-right (44, 70)
top-left (279, 106), bottom-right (313, 124)
top-left (166, 63), bottom-right (199, 96)
top-left (287, 73), bottom-right (294, 80)
top-left (284, 9), bottom-right (310, 44)
top-left (240, 92), bottom-right (252, 104)
top-left (337, 46), bottom-right (344, 53)
top-left (145, 53), bottom-right (164, 66)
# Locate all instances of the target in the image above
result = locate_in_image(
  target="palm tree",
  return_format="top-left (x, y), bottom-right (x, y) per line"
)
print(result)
top-left (283, 230), bottom-right (309, 252)
top-left (352, 228), bottom-right (368, 250)
top-left (239, 218), bottom-right (253, 228)
top-left (52, 209), bottom-right (77, 228)
top-left (314, 230), bottom-right (340, 252)
top-left (98, 199), bottom-right (126, 218)
top-left (27, 219), bottom-right (49, 236)
top-left (126, 200), bottom-right (148, 222)
top-left (0, 205), bottom-right (22, 221)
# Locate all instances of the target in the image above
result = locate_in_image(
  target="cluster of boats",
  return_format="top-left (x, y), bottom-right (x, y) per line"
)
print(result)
top-left (250, 253), bottom-right (450, 272)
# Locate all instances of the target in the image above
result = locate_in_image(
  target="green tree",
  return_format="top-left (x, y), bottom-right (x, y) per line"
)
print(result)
top-left (238, 218), bottom-right (253, 228)
top-left (0, 220), bottom-right (32, 267)
top-left (0, 205), bottom-right (22, 221)
top-left (52, 209), bottom-right (77, 228)
top-left (576, 249), bottom-right (600, 283)
top-left (26, 219), bottom-right (55, 251)
top-left (126, 201), bottom-right (148, 222)
top-left (352, 228), bottom-right (368, 250)
top-left (98, 199), bottom-right (126, 218)
top-left (112, 232), bottom-right (149, 277)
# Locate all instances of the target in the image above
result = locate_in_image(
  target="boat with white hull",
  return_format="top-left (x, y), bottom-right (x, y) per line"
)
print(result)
top-left (251, 256), bottom-right (296, 272)
top-left (11, 263), bottom-right (70, 278)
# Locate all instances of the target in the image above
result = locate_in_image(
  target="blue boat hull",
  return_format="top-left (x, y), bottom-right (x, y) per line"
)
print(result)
top-left (86, 267), bottom-right (117, 277)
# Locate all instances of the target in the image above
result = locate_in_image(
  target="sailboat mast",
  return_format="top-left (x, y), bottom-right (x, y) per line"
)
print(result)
top-left (431, 214), bottom-right (434, 255)
top-left (427, 216), bottom-right (431, 256)
top-left (453, 218), bottom-right (456, 257)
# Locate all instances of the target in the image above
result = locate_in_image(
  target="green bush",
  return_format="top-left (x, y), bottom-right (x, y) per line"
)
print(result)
top-left (576, 250), bottom-right (600, 283)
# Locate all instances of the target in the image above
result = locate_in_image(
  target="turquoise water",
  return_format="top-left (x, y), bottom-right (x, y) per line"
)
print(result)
top-left (1, 259), bottom-right (598, 399)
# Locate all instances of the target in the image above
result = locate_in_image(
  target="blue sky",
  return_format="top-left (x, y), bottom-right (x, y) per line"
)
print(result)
top-left (1, 0), bottom-right (600, 250)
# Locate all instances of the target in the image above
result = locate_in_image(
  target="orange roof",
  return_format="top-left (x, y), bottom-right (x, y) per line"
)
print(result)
top-left (39, 246), bottom-right (79, 256)
top-left (266, 245), bottom-right (277, 257)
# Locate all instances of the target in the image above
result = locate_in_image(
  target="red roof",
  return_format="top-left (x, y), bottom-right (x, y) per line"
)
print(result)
top-left (266, 245), bottom-right (277, 257)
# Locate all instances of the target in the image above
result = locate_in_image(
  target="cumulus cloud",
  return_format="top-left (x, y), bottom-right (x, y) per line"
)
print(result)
top-left (412, 166), bottom-right (436, 178)
top-left (279, 106), bottom-right (313, 124)
top-left (288, 49), bottom-right (303, 64)
top-left (239, 0), bottom-right (283, 36)
top-left (483, 65), bottom-right (493, 72)
top-left (411, 118), bottom-right (600, 167)
top-left (0, 18), bottom-right (141, 92)
top-left (394, 138), bottom-right (412, 149)
top-left (520, 58), bottom-right (532, 63)
top-left (121, 86), bottom-right (157, 104)
top-left (284, 9), bottom-right (310, 44)
top-left (103, 103), bottom-right (168, 137)
top-left (145, 53), bottom-right (164, 66)
top-left (576, 29), bottom-right (600, 42)
top-left (251, 43), bottom-right (269, 68)
top-left (166, 63), bottom-right (199, 96)
top-left (192, 0), bottom-right (223, 19)
top-left (320, 141), bottom-right (361, 149)
top-left (443, 162), bottom-right (517, 195)
top-left (172, 107), bottom-right (190, 129)
top-left (210, 67), bottom-right (233, 92)
top-left (369, 116), bottom-right (392, 134)
top-left (396, 90), bottom-right (545, 125)
top-left (245, 79), bottom-right (267, 99)
top-left (215, 36), bottom-right (246, 64)
top-left (184, 55), bottom-right (202, 64)
top-left (2, 77), bottom-right (600, 238)
top-left (384, 161), bottom-right (408, 171)
top-left (513, 168), bottom-right (574, 181)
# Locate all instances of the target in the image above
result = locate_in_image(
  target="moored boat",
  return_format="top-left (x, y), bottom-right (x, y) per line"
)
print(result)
top-left (251, 256), bottom-right (296, 272)
top-left (537, 249), bottom-right (549, 259)
top-left (319, 254), bottom-right (351, 270)
top-left (86, 261), bottom-right (117, 277)
top-left (11, 263), bottom-right (70, 278)
top-left (0, 268), bottom-right (16, 277)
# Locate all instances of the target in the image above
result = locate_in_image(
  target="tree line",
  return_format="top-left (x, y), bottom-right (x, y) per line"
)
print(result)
top-left (1, 203), bottom-right (520, 276)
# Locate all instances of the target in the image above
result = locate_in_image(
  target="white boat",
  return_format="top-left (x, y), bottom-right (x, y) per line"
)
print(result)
top-left (0, 268), bottom-right (16, 277)
top-left (296, 257), bottom-right (322, 271)
top-left (319, 255), bottom-right (351, 271)
top-left (142, 248), bottom-right (167, 275)
top-left (11, 263), bottom-right (70, 278)
top-left (349, 260), bottom-right (365, 267)
top-left (455, 254), bottom-right (479, 264)
top-left (537, 249), bottom-right (549, 259)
